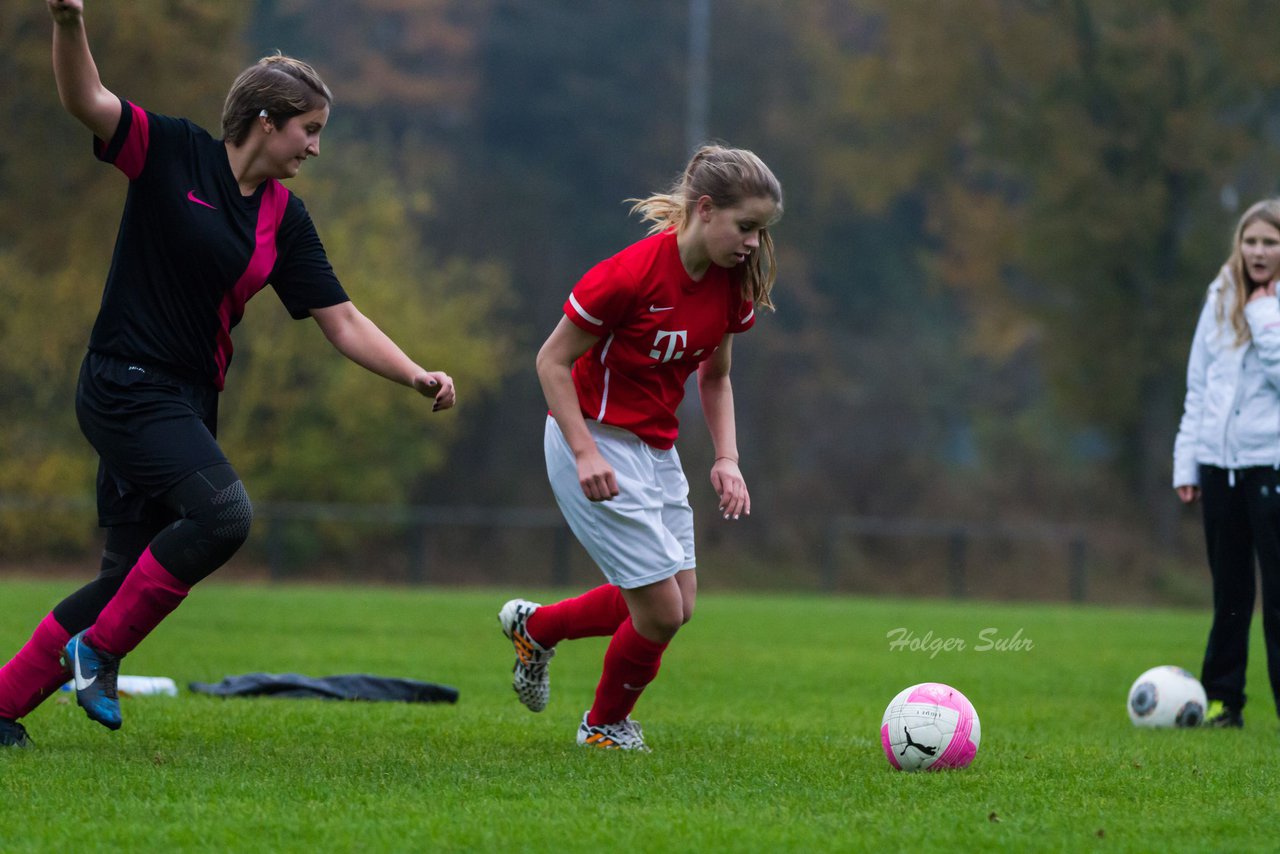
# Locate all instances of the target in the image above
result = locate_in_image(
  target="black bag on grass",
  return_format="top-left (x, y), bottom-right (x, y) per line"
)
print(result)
top-left (189, 673), bottom-right (458, 704)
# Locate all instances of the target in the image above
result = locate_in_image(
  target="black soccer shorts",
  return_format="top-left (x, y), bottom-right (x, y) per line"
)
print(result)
top-left (75, 352), bottom-right (228, 528)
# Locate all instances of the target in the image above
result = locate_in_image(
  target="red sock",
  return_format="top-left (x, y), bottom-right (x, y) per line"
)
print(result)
top-left (587, 618), bottom-right (668, 726)
top-left (526, 584), bottom-right (629, 648)
top-left (0, 613), bottom-right (73, 720)
top-left (86, 548), bottom-right (190, 656)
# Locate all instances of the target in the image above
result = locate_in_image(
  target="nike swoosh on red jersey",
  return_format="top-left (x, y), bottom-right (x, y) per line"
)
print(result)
top-left (186, 190), bottom-right (217, 210)
top-left (649, 304), bottom-right (674, 312)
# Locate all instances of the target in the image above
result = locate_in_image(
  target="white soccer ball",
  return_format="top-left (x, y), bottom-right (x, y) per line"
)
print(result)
top-left (1126, 666), bottom-right (1206, 728)
top-left (880, 682), bottom-right (981, 771)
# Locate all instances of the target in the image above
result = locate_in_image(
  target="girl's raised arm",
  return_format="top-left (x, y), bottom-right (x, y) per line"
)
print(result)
top-left (49, 1), bottom-right (121, 141)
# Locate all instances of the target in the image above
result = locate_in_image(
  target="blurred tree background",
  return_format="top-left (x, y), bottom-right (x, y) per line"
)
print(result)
top-left (4, 0), bottom-right (1280, 601)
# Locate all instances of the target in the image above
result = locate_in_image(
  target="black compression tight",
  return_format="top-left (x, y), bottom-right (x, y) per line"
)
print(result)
top-left (49, 463), bottom-right (252, 631)
top-left (51, 520), bottom-right (164, 633)
top-left (148, 463), bottom-right (253, 586)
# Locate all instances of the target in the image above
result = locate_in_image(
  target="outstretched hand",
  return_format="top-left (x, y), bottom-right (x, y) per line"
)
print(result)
top-left (413, 371), bottom-right (455, 412)
top-left (47, 0), bottom-right (83, 24)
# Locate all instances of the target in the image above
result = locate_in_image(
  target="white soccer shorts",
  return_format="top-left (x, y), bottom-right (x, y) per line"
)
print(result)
top-left (544, 415), bottom-right (695, 589)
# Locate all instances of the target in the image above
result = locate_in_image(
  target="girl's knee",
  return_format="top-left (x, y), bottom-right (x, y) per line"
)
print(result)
top-left (635, 610), bottom-right (683, 642)
top-left (154, 465), bottom-right (253, 582)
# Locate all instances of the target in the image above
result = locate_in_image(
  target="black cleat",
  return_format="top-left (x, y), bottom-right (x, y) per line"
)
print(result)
top-left (1204, 701), bottom-right (1243, 729)
top-left (0, 718), bottom-right (32, 749)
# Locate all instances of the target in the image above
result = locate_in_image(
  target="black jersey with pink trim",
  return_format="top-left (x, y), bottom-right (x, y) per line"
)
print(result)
top-left (88, 98), bottom-right (348, 390)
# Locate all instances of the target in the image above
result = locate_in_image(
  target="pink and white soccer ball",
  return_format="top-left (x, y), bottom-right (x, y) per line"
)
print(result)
top-left (880, 682), bottom-right (981, 771)
top-left (1126, 666), bottom-right (1206, 728)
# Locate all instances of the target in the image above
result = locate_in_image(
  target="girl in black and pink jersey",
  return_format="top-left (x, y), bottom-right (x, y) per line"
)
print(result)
top-left (500, 145), bottom-right (782, 750)
top-left (0, 1), bottom-right (455, 748)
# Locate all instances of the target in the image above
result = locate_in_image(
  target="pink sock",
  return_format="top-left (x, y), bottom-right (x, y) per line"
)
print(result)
top-left (527, 584), bottom-right (630, 648)
top-left (85, 548), bottom-right (191, 656)
top-left (587, 617), bottom-right (668, 726)
top-left (0, 613), bottom-right (73, 720)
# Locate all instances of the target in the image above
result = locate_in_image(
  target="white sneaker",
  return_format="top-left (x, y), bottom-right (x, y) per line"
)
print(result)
top-left (576, 711), bottom-right (650, 751)
top-left (498, 598), bottom-right (555, 712)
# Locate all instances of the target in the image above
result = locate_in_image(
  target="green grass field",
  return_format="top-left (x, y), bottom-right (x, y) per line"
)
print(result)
top-left (0, 577), bottom-right (1275, 853)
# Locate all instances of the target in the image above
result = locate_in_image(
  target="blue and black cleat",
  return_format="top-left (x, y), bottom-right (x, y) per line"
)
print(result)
top-left (61, 631), bottom-right (123, 731)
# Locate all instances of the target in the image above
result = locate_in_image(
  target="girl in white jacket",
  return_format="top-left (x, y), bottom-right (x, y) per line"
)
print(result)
top-left (1173, 198), bottom-right (1280, 728)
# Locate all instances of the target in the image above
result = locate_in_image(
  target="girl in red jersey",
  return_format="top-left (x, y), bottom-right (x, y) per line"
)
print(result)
top-left (0, 1), bottom-right (455, 748)
top-left (500, 145), bottom-right (782, 750)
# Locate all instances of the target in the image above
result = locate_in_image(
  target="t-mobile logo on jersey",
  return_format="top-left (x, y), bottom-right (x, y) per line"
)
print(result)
top-left (649, 329), bottom-right (687, 362)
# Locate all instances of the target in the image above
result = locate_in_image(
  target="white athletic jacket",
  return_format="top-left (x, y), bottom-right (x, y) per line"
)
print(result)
top-left (1173, 270), bottom-right (1280, 487)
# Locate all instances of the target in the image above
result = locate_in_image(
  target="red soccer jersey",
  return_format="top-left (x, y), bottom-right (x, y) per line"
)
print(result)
top-left (563, 230), bottom-right (755, 449)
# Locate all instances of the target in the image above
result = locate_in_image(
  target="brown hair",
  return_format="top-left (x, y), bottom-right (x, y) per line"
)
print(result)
top-left (629, 145), bottom-right (783, 311)
top-left (1219, 199), bottom-right (1280, 344)
top-left (222, 54), bottom-right (333, 146)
